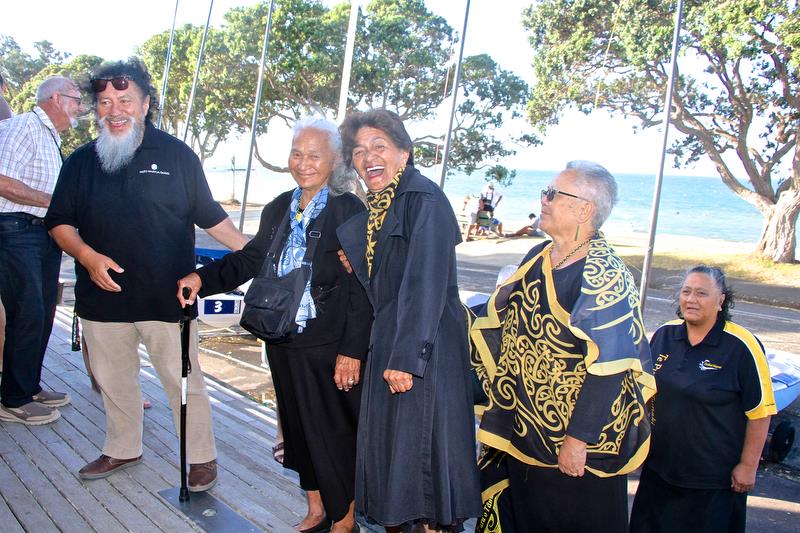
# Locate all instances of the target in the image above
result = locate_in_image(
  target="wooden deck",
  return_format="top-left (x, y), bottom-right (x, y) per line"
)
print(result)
top-left (0, 306), bottom-right (304, 532)
top-left (2, 306), bottom-right (800, 532)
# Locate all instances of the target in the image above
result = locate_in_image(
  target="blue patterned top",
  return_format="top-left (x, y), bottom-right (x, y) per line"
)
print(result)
top-left (278, 186), bottom-right (329, 331)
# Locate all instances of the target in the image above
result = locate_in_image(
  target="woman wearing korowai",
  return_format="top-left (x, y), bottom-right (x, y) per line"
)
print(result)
top-left (470, 161), bottom-right (656, 533)
top-left (630, 266), bottom-right (776, 533)
top-left (178, 118), bottom-right (373, 533)
top-left (336, 109), bottom-right (481, 532)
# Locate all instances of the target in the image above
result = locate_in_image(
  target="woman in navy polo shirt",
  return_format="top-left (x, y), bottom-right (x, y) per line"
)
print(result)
top-left (630, 265), bottom-right (776, 532)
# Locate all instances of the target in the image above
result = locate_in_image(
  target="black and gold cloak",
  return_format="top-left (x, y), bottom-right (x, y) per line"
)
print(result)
top-left (471, 234), bottom-right (656, 478)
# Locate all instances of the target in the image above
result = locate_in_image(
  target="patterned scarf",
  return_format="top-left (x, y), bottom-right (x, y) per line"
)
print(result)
top-left (278, 186), bottom-right (329, 331)
top-left (365, 167), bottom-right (403, 276)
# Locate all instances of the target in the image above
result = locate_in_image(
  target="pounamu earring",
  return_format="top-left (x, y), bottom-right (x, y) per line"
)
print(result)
top-left (574, 223), bottom-right (581, 241)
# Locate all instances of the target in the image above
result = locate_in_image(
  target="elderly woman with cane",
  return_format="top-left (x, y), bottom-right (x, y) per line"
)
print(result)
top-left (471, 161), bottom-right (655, 533)
top-left (179, 118), bottom-right (372, 533)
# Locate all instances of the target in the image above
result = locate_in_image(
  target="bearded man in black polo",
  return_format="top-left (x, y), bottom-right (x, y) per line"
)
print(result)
top-left (46, 58), bottom-right (248, 488)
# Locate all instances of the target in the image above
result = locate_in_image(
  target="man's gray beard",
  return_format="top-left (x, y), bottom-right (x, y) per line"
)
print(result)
top-left (94, 116), bottom-right (144, 174)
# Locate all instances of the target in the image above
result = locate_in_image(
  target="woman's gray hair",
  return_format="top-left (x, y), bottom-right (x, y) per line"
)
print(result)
top-left (292, 117), bottom-right (356, 196)
top-left (565, 160), bottom-right (618, 228)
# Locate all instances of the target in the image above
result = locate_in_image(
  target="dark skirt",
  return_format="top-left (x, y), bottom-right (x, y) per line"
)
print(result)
top-left (630, 465), bottom-right (746, 533)
top-left (267, 341), bottom-right (362, 522)
top-left (502, 455), bottom-right (628, 533)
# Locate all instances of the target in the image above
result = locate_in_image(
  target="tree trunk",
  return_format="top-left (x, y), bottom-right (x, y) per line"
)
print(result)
top-left (755, 189), bottom-right (800, 263)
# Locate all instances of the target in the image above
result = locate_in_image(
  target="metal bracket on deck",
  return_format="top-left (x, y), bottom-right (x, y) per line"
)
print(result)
top-left (158, 487), bottom-right (261, 532)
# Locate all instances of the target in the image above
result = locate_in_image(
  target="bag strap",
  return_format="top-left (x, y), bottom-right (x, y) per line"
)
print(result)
top-left (256, 198), bottom-right (329, 278)
top-left (299, 202), bottom-right (328, 266)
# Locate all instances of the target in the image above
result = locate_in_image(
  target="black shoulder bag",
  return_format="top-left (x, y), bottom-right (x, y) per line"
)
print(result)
top-left (240, 204), bottom-right (327, 343)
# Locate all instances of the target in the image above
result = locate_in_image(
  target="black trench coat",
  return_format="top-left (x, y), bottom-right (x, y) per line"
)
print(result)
top-left (337, 166), bottom-right (481, 527)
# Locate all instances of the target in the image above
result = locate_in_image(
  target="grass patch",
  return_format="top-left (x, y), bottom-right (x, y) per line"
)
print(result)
top-left (617, 250), bottom-right (799, 287)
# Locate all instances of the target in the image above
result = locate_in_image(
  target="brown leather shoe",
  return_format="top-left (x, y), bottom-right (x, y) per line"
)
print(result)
top-left (188, 459), bottom-right (217, 492)
top-left (79, 454), bottom-right (142, 480)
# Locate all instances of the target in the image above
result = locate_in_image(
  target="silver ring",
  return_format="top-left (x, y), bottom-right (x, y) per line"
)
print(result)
top-left (347, 378), bottom-right (355, 384)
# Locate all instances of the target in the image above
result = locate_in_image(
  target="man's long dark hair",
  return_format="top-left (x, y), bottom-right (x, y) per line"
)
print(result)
top-left (88, 57), bottom-right (159, 122)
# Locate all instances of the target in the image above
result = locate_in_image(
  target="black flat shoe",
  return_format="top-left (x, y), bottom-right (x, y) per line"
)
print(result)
top-left (299, 516), bottom-right (331, 533)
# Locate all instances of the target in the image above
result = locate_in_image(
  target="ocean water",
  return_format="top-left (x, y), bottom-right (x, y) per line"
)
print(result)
top-left (204, 166), bottom-right (784, 250)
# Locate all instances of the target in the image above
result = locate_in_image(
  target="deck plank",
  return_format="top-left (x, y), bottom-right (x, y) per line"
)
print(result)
top-left (0, 307), bottom-right (325, 531)
top-left (0, 453), bottom-right (59, 532)
top-left (0, 492), bottom-right (26, 533)
top-left (3, 422), bottom-right (126, 533)
top-left (0, 442), bottom-right (91, 533)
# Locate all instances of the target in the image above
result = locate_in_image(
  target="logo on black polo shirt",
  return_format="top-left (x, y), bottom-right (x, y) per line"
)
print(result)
top-left (139, 163), bottom-right (170, 176)
top-left (698, 359), bottom-right (722, 371)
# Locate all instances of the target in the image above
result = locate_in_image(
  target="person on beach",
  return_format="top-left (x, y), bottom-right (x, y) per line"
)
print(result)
top-left (336, 109), bottom-right (481, 532)
top-left (471, 160), bottom-right (655, 533)
top-left (46, 58), bottom-right (247, 488)
top-left (0, 76), bottom-right (83, 425)
top-left (179, 117), bottom-right (372, 533)
top-left (630, 265), bottom-right (776, 533)
top-left (506, 212), bottom-right (542, 238)
top-left (480, 181), bottom-right (502, 214)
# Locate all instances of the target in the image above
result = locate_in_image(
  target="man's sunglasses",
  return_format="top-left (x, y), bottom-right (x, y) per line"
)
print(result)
top-left (541, 186), bottom-right (589, 203)
top-left (90, 76), bottom-right (131, 93)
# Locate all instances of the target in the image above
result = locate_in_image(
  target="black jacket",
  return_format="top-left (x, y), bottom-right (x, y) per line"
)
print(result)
top-left (198, 190), bottom-right (373, 356)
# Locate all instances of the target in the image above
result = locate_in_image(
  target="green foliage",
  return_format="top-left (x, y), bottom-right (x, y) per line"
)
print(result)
top-left (484, 164), bottom-right (516, 187)
top-left (522, 0), bottom-right (800, 262)
top-left (140, 24), bottom-right (242, 162)
top-left (3, 1), bottom-right (533, 183)
top-left (0, 36), bottom-right (70, 96)
top-left (8, 53), bottom-right (103, 156)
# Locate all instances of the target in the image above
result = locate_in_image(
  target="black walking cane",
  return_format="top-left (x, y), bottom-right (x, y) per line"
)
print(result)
top-left (179, 286), bottom-right (193, 502)
top-left (158, 286), bottom-right (260, 531)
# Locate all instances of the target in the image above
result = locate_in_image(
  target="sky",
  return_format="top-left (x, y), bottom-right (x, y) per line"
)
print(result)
top-left (0, 0), bottom-right (717, 176)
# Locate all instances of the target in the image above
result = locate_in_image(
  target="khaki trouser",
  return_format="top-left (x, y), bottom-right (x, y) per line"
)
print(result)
top-left (81, 319), bottom-right (216, 463)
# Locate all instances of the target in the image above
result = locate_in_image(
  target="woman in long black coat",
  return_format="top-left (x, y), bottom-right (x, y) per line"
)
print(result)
top-left (178, 118), bottom-right (373, 533)
top-left (336, 109), bottom-right (481, 532)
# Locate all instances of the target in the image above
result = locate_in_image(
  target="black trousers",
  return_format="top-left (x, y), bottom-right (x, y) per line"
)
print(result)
top-left (267, 341), bottom-right (362, 522)
top-left (0, 214), bottom-right (62, 407)
top-left (505, 456), bottom-right (628, 533)
top-left (630, 465), bottom-right (746, 533)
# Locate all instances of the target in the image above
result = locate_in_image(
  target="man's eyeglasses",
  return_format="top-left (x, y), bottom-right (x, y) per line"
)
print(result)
top-left (59, 93), bottom-right (83, 105)
top-left (90, 76), bottom-right (131, 93)
top-left (541, 186), bottom-right (589, 203)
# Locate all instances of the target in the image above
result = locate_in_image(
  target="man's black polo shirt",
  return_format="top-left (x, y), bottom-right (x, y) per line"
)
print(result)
top-left (646, 317), bottom-right (776, 489)
top-left (45, 122), bottom-right (227, 323)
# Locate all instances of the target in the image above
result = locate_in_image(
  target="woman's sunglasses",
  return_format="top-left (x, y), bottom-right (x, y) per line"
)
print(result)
top-left (90, 76), bottom-right (131, 93)
top-left (541, 186), bottom-right (589, 203)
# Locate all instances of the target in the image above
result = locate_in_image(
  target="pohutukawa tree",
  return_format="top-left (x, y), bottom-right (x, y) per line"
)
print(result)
top-left (523, 0), bottom-right (800, 262)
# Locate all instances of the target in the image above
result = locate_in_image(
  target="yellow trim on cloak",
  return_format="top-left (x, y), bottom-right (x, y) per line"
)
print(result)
top-left (477, 428), bottom-right (651, 478)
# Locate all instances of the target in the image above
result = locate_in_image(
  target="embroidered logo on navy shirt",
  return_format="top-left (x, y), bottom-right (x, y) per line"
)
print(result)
top-left (698, 359), bottom-right (722, 371)
top-left (139, 163), bottom-right (170, 176)
top-left (654, 353), bottom-right (669, 373)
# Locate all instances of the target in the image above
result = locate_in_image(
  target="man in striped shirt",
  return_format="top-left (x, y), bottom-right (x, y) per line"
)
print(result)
top-left (0, 76), bottom-right (83, 425)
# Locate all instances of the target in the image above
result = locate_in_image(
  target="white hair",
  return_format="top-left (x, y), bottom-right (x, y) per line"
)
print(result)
top-left (565, 160), bottom-right (618, 228)
top-left (36, 76), bottom-right (76, 103)
top-left (293, 117), bottom-right (356, 196)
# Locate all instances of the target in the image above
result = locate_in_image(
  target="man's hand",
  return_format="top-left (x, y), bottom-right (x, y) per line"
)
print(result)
top-left (337, 249), bottom-right (353, 274)
top-left (731, 462), bottom-right (757, 493)
top-left (558, 435), bottom-right (587, 477)
top-left (79, 250), bottom-right (124, 292)
top-left (383, 369), bottom-right (413, 394)
top-left (177, 273), bottom-right (203, 307)
top-left (334, 355), bottom-right (361, 392)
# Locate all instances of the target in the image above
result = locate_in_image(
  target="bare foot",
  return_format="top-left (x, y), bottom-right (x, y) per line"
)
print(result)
top-left (296, 511), bottom-right (327, 531)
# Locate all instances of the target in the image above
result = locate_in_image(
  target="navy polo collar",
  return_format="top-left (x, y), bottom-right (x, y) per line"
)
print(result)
top-left (675, 315), bottom-right (726, 347)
